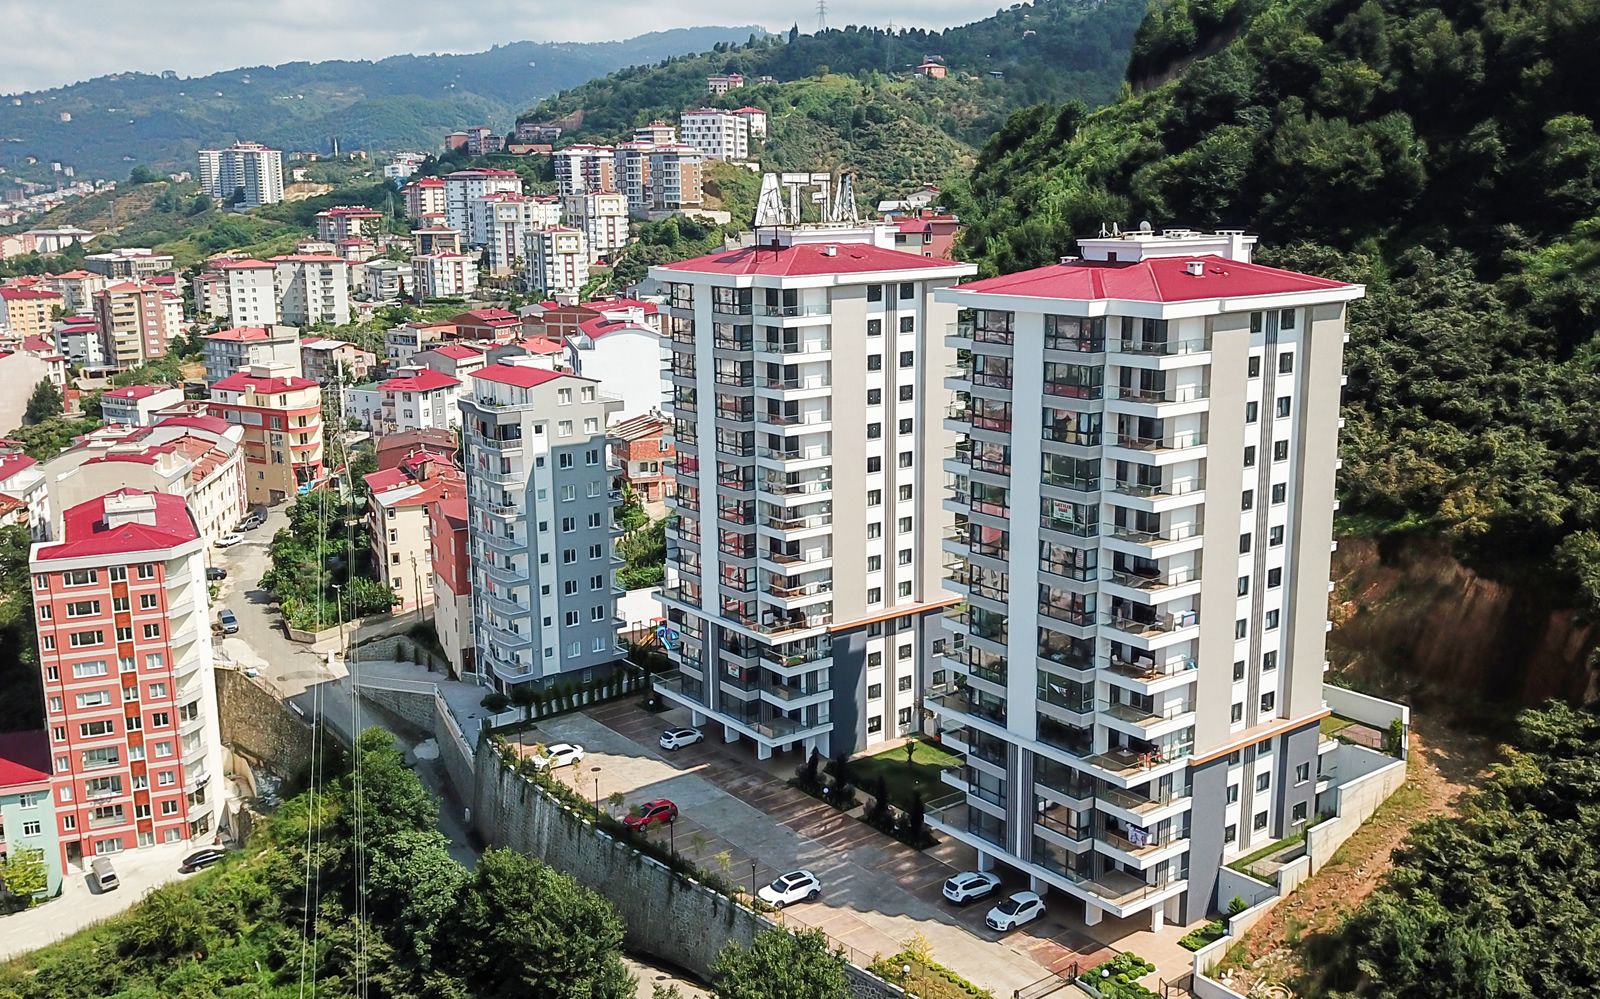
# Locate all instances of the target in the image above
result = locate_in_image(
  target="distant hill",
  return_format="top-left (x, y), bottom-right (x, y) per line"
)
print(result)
top-left (522, 0), bottom-right (1149, 144)
top-left (0, 27), bottom-right (764, 179)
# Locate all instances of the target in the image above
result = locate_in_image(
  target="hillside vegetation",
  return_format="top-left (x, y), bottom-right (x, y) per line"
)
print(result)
top-left (956, 0), bottom-right (1600, 620)
top-left (0, 26), bottom-right (761, 179)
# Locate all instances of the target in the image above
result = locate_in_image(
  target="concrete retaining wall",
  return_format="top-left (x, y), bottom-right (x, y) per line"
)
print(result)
top-left (1308, 749), bottom-right (1406, 872)
top-left (359, 682), bottom-right (438, 736)
top-left (215, 666), bottom-right (314, 779)
top-left (435, 693), bottom-right (475, 795)
top-left (470, 739), bottom-right (901, 995)
top-left (1324, 685), bottom-right (1410, 757)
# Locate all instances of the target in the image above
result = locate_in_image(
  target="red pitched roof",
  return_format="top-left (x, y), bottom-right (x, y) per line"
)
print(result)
top-left (0, 452), bottom-right (39, 481)
top-left (428, 343), bottom-right (485, 360)
top-left (472, 364), bottom-right (567, 389)
top-left (0, 287), bottom-right (62, 301)
top-left (104, 384), bottom-right (178, 400)
top-left (452, 308), bottom-right (519, 326)
top-left (659, 242), bottom-right (960, 278)
top-left (516, 337), bottom-right (567, 356)
top-left (216, 258), bottom-right (275, 270)
top-left (951, 255), bottom-right (1354, 304)
top-left (0, 730), bottom-right (51, 790)
top-left (38, 490), bottom-right (198, 560)
top-left (410, 177), bottom-right (445, 187)
top-left (212, 371), bottom-right (319, 393)
top-left (206, 326), bottom-right (273, 342)
top-left (156, 414), bottom-right (231, 434)
top-left (380, 369), bottom-right (460, 393)
top-left (270, 254), bottom-right (347, 264)
top-left (577, 316), bottom-right (652, 340)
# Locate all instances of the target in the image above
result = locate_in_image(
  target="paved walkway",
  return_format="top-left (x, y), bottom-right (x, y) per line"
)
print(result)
top-left (0, 841), bottom-right (198, 961)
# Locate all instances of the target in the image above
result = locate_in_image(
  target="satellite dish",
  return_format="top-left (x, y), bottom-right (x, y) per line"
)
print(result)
top-left (1138, 220), bottom-right (1152, 233)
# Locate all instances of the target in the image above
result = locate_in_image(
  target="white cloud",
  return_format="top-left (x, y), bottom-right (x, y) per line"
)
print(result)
top-left (0, 0), bottom-right (1006, 93)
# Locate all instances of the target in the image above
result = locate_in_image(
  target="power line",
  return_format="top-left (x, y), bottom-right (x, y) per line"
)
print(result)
top-left (815, 0), bottom-right (827, 33)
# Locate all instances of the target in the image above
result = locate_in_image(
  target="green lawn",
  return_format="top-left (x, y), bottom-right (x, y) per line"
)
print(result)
top-left (851, 739), bottom-right (963, 811)
top-left (1320, 715), bottom-right (1357, 738)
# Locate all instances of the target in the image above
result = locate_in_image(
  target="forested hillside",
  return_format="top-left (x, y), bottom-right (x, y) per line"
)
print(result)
top-left (0, 26), bottom-right (760, 179)
top-left (956, 0), bottom-right (1600, 623)
top-left (521, 0), bottom-right (1150, 145)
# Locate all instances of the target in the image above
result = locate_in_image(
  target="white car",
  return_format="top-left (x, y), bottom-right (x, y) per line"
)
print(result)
top-left (659, 727), bottom-right (704, 751)
top-left (942, 870), bottom-right (1002, 905)
top-left (985, 891), bottom-right (1046, 932)
top-left (757, 869), bottom-right (821, 908)
top-left (215, 533), bottom-right (245, 548)
top-left (531, 742), bottom-right (585, 770)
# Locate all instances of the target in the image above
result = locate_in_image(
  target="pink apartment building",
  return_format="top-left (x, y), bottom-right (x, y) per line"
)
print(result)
top-left (30, 489), bottom-right (223, 869)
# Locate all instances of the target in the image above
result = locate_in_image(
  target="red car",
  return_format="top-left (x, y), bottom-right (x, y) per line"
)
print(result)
top-left (624, 798), bottom-right (678, 830)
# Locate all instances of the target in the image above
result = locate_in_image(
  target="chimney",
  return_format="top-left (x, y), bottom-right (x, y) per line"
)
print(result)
top-left (1185, 260), bottom-right (1205, 276)
top-left (822, 244), bottom-right (837, 257)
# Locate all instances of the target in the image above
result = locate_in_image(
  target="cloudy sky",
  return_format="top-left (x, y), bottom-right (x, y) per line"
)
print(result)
top-left (0, 0), bottom-right (1008, 93)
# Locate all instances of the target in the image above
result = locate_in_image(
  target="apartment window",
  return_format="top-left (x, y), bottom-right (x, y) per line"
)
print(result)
top-left (1237, 576), bottom-right (1249, 597)
top-left (591, 606), bottom-right (606, 622)
top-left (897, 549), bottom-right (912, 566)
top-left (1273, 440), bottom-right (1290, 463)
top-left (137, 564), bottom-right (155, 580)
top-left (1241, 489), bottom-right (1253, 511)
top-left (867, 490), bottom-right (882, 507)
top-left (1244, 445), bottom-right (1256, 468)
top-left (593, 637), bottom-right (608, 653)
top-left (1233, 660), bottom-right (1246, 682)
top-left (1296, 762), bottom-right (1311, 785)
top-left (868, 651), bottom-right (883, 668)
top-left (1261, 691), bottom-right (1277, 712)
top-left (897, 516), bottom-right (912, 534)
top-left (1255, 772), bottom-right (1271, 793)
top-left (867, 354), bottom-right (882, 371)
top-left (867, 388), bottom-right (882, 405)
top-left (1246, 401), bottom-right (1259, 423)
top-left (1248, 355), bottom-right (1261, 378)
top-left (867, 456), bottom-right (882, 473)
top-left (590, 575), bottom-right (604, 590)
top-left (69, 630), bottom-right (104, 648)
top-left (1263, 651), bottom-right (1278, 672)
top-left (65, 600), bottom-right (99, 618)
top-left (867, 423), bottom-right (882, 440)
top-left (559, 453), bottom-right (573, 469)
top-left (74, 691), bottom-right (109, 709)
top-left (867, 716), bottom-right (883, 734)
top-left (142, 624), bottom-right (161, 639)
top-left (564, 611), bottom-right (579, 627)
top-left (1279, 309), bottom-right (1297, 331)
top-left (1292, 802), bottom-right (1308, 823)
top-left (898, 451), bottom-right (913, 469)
top-left (150, 711), bottom-right (170, 728)
top-left (867, 523), bottom-right (882, 540)
top-left (1231, 702), bottom-right (1244, 723)
top-left (1272, 483), bottom-right (1287, 504)
top-left (1224, 824), bottom-right (1237, 844)
top-left (867, 318), bottom-right (882, 336)
top-left (80, 720), bottom-right (115, 738)
top-left (1265, 609), bottom-right (1280, 630)
top-left (867, 586), bottom-right (882, 604)
top-left (561, 517), bottom-right (576, 533)
top-left (73, 661), bottom-right (108, 679)
top-left (63, 569), bottom-right (98, 587)
top-left (563, 580), bottom-right (578, 596)
top-left (898, 316), bottom-right (915, 334)
top-left (867, 555), bottom-right (882, 572)
top-left (1227, 783), bottom-right (1240, 804)
top-left (1269, 525), bottom-right (1285, 547)
top-left (1234, 619), bottom-right (1247, 640)
top-left (868, 285), bottom-right (883, 303)
top-left (897, 581), bottom-right (912, 597)
top-left (589, 544), bottom-right (603, 559)
top-left (1276, 396), bottom-right (1291, 418)
top-left (1279, 351), bottom-right (1295, 374)
top-left (868, 683), bottom-right (882, 699)
top-left (897, 708), bottom-right (912, 726)
top-left (1254, 811), bottom-right (1269, 831)
top-left (897, 675), bottom-right (913, 692)
top-left (22, 820), bottom-right (41, 836)
top-left (562, 549), bottom-right (576, 564)
top-left (932, 668), bottom-right (946, 686)
top-left (1267, 567), bottom-right (1282, 589)
top-left (157, 771), bottom-right (175, 787)
top-left (1240, 533), bottom-right (1252, 554)
top-left (898, 350), bottom-right (914, 368)
top-left (558, 387), bottom-right (572, 405)
top-left (897, 418), bottom-right (914, 435)
top-left (899, 282), bottom-right (914, 300)
top-left (37, 605), bottom-right (51, 621)
top-left (560, 484), bottom-right (576, 502)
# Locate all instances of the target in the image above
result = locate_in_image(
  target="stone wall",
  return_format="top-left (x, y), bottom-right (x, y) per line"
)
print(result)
top-left (358, 681), bottom-right (438, 736)
top-left (434, 695), bottom-right (475, 797)
top-left (216, 666), bottom-right (314, 779)
top-left (471, 738), bottom-right (901, 995)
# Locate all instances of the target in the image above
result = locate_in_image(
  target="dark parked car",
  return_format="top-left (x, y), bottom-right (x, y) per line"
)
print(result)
top-left (180, 848), bottom-right (226, 873)
top-left (205, 567), bottom-right (227, 581)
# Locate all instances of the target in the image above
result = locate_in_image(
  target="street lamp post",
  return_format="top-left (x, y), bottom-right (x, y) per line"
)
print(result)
top-left (750, 861), bottom-right (757, 895)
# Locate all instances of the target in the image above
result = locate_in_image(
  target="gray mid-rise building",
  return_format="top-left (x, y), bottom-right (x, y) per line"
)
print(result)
top-left (460, 359), bottom-right (625, 691)
top-left (928, 229), bottom-right (1365, 931)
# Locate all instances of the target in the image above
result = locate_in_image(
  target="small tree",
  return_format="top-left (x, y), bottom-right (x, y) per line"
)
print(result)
top-left (908, 791), bottom-right (927, 843)
top-left (23, 379), bottom-right (62, 425)
top-left (869, 775), bottom-right (891, 827)
top-left (904, 735), bottom-right (918, 768)
top-left (1227, 895), bottom-right (1249, 917)
top-left (509, 684), bottom-right (538, 722)
top-left (712, 927), bottom-right (851, 999)
top-left (480, 691), bottom-right (512, 714)
top-left (827, 751), bottom-right (851, 793)
top-left (607, 791), bottom-right (627, 815)
top-left (799, 747), bottom-right (821, 789)
top-left (0, 847), bottom-right (48, 905)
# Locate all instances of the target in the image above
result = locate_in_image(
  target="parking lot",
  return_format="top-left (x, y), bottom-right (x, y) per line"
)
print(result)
top-left (509, 703), bottom-right (1122, 994)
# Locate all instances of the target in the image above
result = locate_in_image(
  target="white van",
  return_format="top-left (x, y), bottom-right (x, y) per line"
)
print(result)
top-left (91, 856), bottom-right (119, 892)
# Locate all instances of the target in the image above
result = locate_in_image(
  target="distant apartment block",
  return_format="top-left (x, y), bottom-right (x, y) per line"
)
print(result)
top-left (412, 227), bottom-right (463, 257)
top-left (198, 141), bottom-right (285, 208)
top-left (707, 72), bottom-right (745, 95)
top-left (0, 450), bottom-right (51, 540)
top-left (100, 384), bottom-right (186, 426)
top-left (273, 255), bottom-right (350, 327)
top-left (525, 227), bottom-right (589, 297)
top-left (461, 361), bottom-right (624, 691)
top-left (1, 287), bottom-right (63, 340)
top-left (650, 224), bottom-right (976, 760)
top-left (561, 313), bottom-right (661, 420)
top-left (361, 259), bottom-right (409, 302)
top-left (377, 366), bottom-right (461, 434)
top-left (43, 270), bottom-right (108, 312)
top-left (82, 248), bottom-right (175, 280)
top-left (607, 410), bottom-right (674, 503)
top-left (384, 320), bottom-right (453, 364)
top-left (563, 191), bottom-right (631, 260)
top-left (442, 169), bottom-right (522, 235)
top-left (926, 229), bottom-right (1364, 930)
top-left (207, 363), bottom-right (323, 505)
top-left (469, 193), bottom-right (562, 275)
top-left (403, 177), bottom-right (447, 219)
top-left (553, 145), bottom-right (616, 198)
top-left (647, 146), bottom-right (705, 214)
top-left (299, 336), bottom-right (374, 384)
top-left (365, 450), bottom-right (465, 611)
top-left (732, 106), bottom-right (768, 138)
top-left (412, 253), bottom-right (479, 302)
top-left (0, 730), bottom-right (64, 900)
top-left (212, 260), bottom-right (279, 326)
top-left (430, 481), bottom-right (473, 677)
top-left (92, 282), bottom-right (183, 369)
top-left (203, 324), bottom-right (301, 386)
top-left (315, 205), bottom-right (384, 243)
top-left (680, 108), bottom-right (751, 161)
top-left (30, 489), bottom-right (225, 867)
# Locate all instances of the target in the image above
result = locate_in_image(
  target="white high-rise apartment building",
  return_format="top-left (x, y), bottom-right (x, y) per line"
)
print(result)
top-left (197, 142), bottom-right (284, 208)
top-left (650, 224), bottom-right (975, 761)
top-left (459, 360), bottom-right (624, 691)
top-left (412, 254), bottom-right (479, 301)
top-left (680, 109), bottom-right (750, 161)
top-left (469, 194), bottom-right (563, 275)
top-left (928, 229), bottom-right (1364, 930)
top-left (553, 145), bottom-right (615, 198)
top-left (526, 227), bottom-right (589, 296)
top-left (564, 192), bottom-right (630, 260)
top-left (273, 255), bottom-right (350, 326)
top-left (442, 169), bottom-right (523, 236)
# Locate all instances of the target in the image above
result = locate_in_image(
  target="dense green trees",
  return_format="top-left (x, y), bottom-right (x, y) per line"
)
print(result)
top-left (957, 0), bottom-right (1600, 615)
top-left (0, 728), bottom-right (636, 999)
top-left (712, 928), bottom-right (852, 999)
top-left (1305, 703), bottom-right (1600, 996)
top-left (261, 488), bottom-right (396, 630)
top-left (22, 380), bottom-right (62, 425)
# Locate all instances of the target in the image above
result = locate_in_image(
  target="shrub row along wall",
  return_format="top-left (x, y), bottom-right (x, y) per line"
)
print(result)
top-left (470, 738), bottom-right (900, 997)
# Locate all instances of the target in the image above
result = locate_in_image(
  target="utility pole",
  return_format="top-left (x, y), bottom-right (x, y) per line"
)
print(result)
top-left (815, 0), bottom-right (827, 33)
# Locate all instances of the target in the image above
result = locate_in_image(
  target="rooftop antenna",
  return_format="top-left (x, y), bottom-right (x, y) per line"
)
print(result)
top-left (816, 0), bottom-right (828, 33)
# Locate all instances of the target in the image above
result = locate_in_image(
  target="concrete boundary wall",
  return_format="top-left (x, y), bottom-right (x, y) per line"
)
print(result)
top-left (1324, 685), bottom-right (1410, 756)
top-left (1308, 751), bottom-right (1406, 872)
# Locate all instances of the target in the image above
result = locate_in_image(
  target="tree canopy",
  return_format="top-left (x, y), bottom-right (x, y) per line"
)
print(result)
top-left (712, 928), bottom-right (852, 999)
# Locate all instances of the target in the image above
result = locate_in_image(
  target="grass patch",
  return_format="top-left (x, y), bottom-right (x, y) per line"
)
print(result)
top-left (1320, 715), bottom-right (1357, 738)
top-left (850, 738), bottom-right (962, 811)
top-left (1227, 829), bottom-right (1308, 874)
top-left (870, 947), bottom-right (993, 999)
top-left (1179, 919), bottom-right (1227, 951)
top-left (1078, 952), bottom-right (1158, 998)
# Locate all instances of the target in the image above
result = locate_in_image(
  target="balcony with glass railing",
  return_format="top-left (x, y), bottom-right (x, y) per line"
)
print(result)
top-left (1109, 477), bottom-right (1205, 500)
top-left (1114, 336), bottom-right (1212, 357)
top-left (1113, 430), bottom-right (1206, 452)
top-left (1114, 383), bottom-right (1210, 405)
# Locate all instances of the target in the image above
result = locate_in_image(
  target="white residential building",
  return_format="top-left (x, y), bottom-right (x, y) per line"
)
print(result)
top-left (377, 366), bottom-right (462, 433)
top-left (469, 193), bottom-right (563, 275)
top-left (649, 222), bottom-right (976, 762)
top-left (197, 141), bottom-right (285, 208)
top-left (100, 384), bottom-right (186, 426)
top-left (216, 260), bottom-right (279, 327)
top-left (442, 169), bottom-right (522, 235)
top-left (362, 259), bottom-right (409, 301)
top-left (732, 106), bottom-right (768, 138)
top-left (563, 192), bottom-right (631, 260)
top-left (272, 255), bottom-right (350, 327)
top-left (925, 229), bottom-right (1366, 931)
top-left (203, 324), bottom-right (302, 386)
top-left (459, 360), bottom-right (624, 691)
top-left (412, 253), bottom-right (479, 301)
top-left (680, 108), bottom-right (750, 161)
top-left (526, 227), bottom-right (589, 297)
top-left (562, 315), bottom-right (661, 422)
top-left (553, 145), bottom-right (615, 198)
